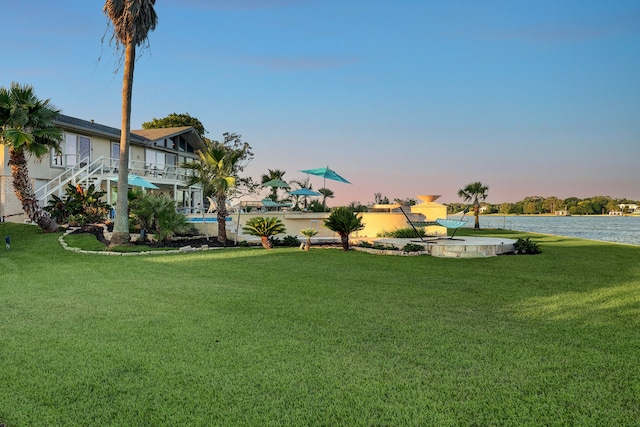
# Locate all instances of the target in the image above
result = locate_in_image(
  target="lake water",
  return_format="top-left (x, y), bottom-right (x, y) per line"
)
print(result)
top-left (457, 215), bottom-right (640, 246)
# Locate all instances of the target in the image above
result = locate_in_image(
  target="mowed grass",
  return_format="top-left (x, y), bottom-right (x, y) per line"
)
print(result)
top-left (1, 223), bottom-right (639, 426)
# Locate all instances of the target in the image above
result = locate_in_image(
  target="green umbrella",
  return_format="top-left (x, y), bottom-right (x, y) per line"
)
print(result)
top-left (261, 178), bottom-right (290, 189)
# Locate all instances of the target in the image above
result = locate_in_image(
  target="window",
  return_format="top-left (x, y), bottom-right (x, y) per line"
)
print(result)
top-left (110, 142), bottom-right (119, 170)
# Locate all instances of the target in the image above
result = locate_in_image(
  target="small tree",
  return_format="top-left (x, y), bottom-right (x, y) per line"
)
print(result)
top-left (183, 133), bottom-right (253, 245)
top-left (141, 112), bottom-right (207, 139)
top-left (0, 82), bottom-right (63, 232)
top-left (458, 181), bottom-right (489, 229)
top-left (324, 207), bottom-right (365, 251)
top-left (242, 217), bottom-right (286, 249)
top-left (318, 187), bottom-right (334, 209)
top-left (300, 228), bottom-right (318, 251)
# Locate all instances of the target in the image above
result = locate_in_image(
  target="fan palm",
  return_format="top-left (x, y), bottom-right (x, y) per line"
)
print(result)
top-left (183, 141), bottom-right (245, 244)
top-left (242, 217), bottom-right (286, 249)
top-left (0, 82), bottom-right (63, 232)
top-left (458, 181), bottom-right (490, 229)
top-left (104, 0), bottom-right (158, 245)
top-left (324, 207), bottom-right (365, 251)
top-left (318, 187), bottom-right (334, 209)
top-left (300, 227), bottom-right (318, 251)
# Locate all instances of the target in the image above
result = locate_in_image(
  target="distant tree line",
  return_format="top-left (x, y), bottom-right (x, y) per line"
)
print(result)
top-left (447, 196), bottom-right (639, 216)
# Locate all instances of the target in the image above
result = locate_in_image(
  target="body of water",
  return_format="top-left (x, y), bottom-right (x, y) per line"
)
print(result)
top-left (459, 215), bottom-right (640, 246)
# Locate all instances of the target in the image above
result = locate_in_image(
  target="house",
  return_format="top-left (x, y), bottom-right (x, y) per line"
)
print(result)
top-left (554, 209), bottom-right (571, 216)
top-left (618, 204), bottom-right (640, 214)
top-left (0, 114), bottom-right (205, 223)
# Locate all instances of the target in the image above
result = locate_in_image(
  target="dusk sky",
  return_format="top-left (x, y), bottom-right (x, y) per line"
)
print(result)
top-left (4, 0), bottom-right (639, 205)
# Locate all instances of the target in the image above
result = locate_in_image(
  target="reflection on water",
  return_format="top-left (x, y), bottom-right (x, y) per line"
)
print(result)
top-left (460, 215), bottom-right (640, 246)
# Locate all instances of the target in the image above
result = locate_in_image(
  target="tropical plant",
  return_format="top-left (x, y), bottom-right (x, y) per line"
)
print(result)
top-left (318, 187), bottom-right (334, 208)
top-left (458, 181), bottom-right (490, 229)
top-left (300, 228), bottom-right (318, 251)
top-left (129, 193), bottom-right (165, 239)
top-left (308, 200), bottom-right (327, 212)
top-left (242, 216), bottom-right (286, 249)
top-left (103, 0), bottom-right (158, 246)
top-left (0, 82), bottom-right (63, 232)
top-left (130, 193), bottom-right (188, 242)
top-left (45, 183), bottom-right (111, 225)
top-left (324, 207), bottom-right (365, 251)
top-left (155, 201), bottom-right (190, 243)
top-left (281, 235), bottom-right (300, 247)
top-left (514, 237), bottom-right (542, 255)
top-left (182, 134), bottom-right (253, 245)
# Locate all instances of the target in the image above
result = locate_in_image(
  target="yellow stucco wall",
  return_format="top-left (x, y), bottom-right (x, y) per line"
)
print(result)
top-left (190, 200), bottom-right (449, 241)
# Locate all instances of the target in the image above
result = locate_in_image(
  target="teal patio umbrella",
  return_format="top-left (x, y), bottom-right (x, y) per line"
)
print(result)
top-left (261, 178), bottom-right (290, 189)
top-left (299, 166), bottom-right (352, 187)
top-left (110, 175), bottom-right (159, 189)
top-left (288, 188), bottom-right (320, 196)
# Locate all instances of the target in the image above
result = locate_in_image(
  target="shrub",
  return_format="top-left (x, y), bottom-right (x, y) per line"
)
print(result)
top-left (45, 183), bottom-right (111, 225)
top-left (514, 237), bottom-right (542, 254)
top-left (377, 227), bottom-right (427, 238)
top-left (282, 235), bottom-right (300, 247)
top-left (129, 194), bottom-right (189, 242)
top-left (402, 243), bottom-right (424, 253)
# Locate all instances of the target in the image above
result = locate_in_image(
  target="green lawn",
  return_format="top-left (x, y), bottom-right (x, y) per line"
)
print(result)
top-left (1, 223), bottom-right (639, 426)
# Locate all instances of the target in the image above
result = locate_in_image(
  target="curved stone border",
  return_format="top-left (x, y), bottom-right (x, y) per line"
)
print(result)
top-left (59, 229), bottom-right (233, 256)
top-left (351, 247), bottom-right (429, 256)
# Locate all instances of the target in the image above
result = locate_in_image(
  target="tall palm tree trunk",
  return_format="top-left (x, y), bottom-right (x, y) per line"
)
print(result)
top-left (473, 203), bottom-right (480, 229)
top-left (339, 232), bottom-right (349, 251)
top-left (111, 41), bottom-right (136, 246)
top-left (216, 194), bottom-right (228, 245)
top-left (8, 147), bottom-right (58, 232)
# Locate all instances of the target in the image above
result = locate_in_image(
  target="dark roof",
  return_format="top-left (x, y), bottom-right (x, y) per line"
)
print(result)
top-left (54, 114), bottom-right (205, 150)
top-left (54, 114), bottom-right (149, 144)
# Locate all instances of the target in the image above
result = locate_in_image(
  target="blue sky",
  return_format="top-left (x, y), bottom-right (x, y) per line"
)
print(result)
top-left (4, 0), bottom-right (639, 205)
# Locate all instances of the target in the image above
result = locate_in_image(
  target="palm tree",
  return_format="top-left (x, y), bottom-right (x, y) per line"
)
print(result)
top-left (183, 140), bottom-right (248, 245)
top-left (458, 181), bottom-right (489, 229)
top-left (104, 0), bottom-right (158, 246)
top-left (318, 187), bottom-right (334, 209)
top-left (0, 82), bottom-right (63, 232)
top-left (242, 217), bottom-right (286, 249)
top-left (261, 169), bottom-right (287, 201)
top-left (324, 207), bottom-right (365, 251)
top-left (300, 228), bottom-right (318, 251)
